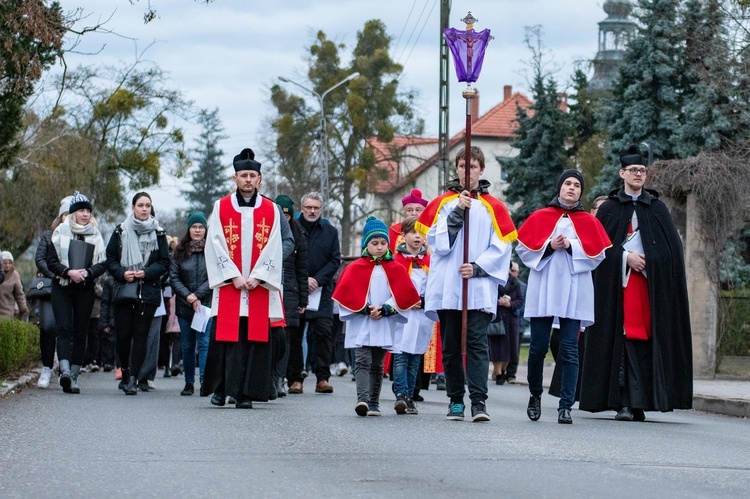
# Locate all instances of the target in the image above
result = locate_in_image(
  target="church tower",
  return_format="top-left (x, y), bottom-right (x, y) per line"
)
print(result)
top-left (590, 0), bottom-right (636, 91)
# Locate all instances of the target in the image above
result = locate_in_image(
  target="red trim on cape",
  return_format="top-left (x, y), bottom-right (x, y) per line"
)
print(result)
top-left (332, 257), bottom-right (421, 313)
top-left (415, 191), bottom-right (517, 243)
top-left (215, 195), bottom-right (275, 343)
top-left (517, 207), bottom-right (612, 257)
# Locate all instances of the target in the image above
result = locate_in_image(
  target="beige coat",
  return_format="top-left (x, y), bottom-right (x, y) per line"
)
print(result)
top-left (0, 270), bottom-right (27, 318)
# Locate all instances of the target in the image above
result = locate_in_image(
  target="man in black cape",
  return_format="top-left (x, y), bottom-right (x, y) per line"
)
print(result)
top-left (579, 145), bottom-right (693, 421)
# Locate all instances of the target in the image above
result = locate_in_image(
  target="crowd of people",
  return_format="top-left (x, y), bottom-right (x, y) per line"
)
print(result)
top-left (8, 143), bottom-right (692, 424)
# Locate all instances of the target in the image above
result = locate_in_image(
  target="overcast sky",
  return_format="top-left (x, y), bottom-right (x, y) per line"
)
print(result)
top-left (52, 0), bottom-right (611, 212)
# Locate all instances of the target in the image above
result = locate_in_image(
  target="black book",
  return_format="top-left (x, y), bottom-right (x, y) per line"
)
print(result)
top-left (68, 238), bottom-right (95, 269)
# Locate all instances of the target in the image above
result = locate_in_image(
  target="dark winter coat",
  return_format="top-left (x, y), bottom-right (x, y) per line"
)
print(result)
top-left (46, 235), bottom-right (107, 289)
top-left (282, 218), bottom-right (309, 328)
top-left (105, 225), bottom-right (170, 307)
top-left (99, 275), bottom-right (115, 330)
top-left (169, 247), bottom-right (212, 321)
top-left (35, 230), bottom-right (55, 279)
top-left (579, 188), bottom-right (693, 412)
top-left (297, 216), bottom-right (341, 319)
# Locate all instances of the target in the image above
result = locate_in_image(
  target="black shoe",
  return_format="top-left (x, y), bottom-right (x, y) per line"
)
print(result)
top-left (102, 364), bottom-right (113, 373)
top-left (436, 376), bottom-right (447, 391)
top-left (615, 407), bottom-right (634, 421)
top-left (138, 380), bottom-right (151, 392)
top-left (227, 396), bottom-right (237, 405)
top-left (471, 402), bottom-right (491, 422)
top-left (59, 372), bottom-right (72, 393)
top-left (269, 377), bottom-right (278, 400)
top-left (558, 408), bottom-right (572, 424)
top-left (412, 393), bottom-right (424, 402)
top-left (211, 393), bottom-right (226, 406)
top-left (181, 383), bottom-right (194, 396)
top-left (171, 366), bottom-right (182, 377)
top-left (495, 373), bottom-right (506, 385)
top-left (236, 397), bottom-right (253, 409)
top-left (163, 368), bottom-right (172, 378)
top-left (405, 397), bottom-right (419, 415)
top-left (527, 395), bottom-right (541, 421)
top-left (394, 394), bottom-right (408, 415)
top-left (632, 408), bottom-right (646, 422)
top-left (124, 376), bottom-right (138, 396)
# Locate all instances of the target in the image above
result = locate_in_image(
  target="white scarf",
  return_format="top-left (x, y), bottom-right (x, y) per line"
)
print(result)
top-left (120, 212), bottom-right (160, 270)
top-left (51, 217), bottom-right (106, 286)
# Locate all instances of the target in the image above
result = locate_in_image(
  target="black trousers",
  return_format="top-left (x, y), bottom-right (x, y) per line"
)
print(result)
top-left (37, 299), bottom-right (57, 368)
top-left (83, 317), bottom-right (100, 366)
top-left (114, 302), bottom-right (157, 377)
top-left (287, 316), bottom-right (333, 384)
top-left (99, 326), bottom-right (116, 367)
top-left (52, 283), bottom-right (96, 366)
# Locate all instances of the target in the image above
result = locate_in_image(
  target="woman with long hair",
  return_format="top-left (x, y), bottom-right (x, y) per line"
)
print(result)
top-left (105, 192), bottom-right (170, 395)
top-left (46, 192), bottom-right (107, 393)
top-left (169, 211), bottom-right (212, 396)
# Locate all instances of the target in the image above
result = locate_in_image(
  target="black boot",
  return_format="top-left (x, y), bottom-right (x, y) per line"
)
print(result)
top-left (527, 395), bottom-right (542, 421)
top-left (124, 376), bottom-right (138, 395)
top-left (70, 364), bottom-right (81, 394)
top-left (59, 360), bottom-right (72, 393)
top-left (269, 377), bottom-right (278, 400)
top-left (118, 369), bottom-right (130, 391)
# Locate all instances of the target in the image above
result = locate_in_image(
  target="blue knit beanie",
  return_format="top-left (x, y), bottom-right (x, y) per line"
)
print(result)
top-left (186, 211), bottom-right (208, 230)
top-left (361, 215), bottom-right (389, 249)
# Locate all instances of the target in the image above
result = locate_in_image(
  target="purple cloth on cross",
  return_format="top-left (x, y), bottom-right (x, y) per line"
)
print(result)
top-left (443, 27), bottom-right (491, 83)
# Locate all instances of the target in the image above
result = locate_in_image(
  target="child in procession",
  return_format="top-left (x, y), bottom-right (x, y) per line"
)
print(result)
top-left (333, 216), bottom-right (421, 417)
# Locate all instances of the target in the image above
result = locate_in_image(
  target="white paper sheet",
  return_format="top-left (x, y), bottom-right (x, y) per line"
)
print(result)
top-left (191, 305), bottom-right (212, 332)
top-left (307, 288), bottom-right (322, 312)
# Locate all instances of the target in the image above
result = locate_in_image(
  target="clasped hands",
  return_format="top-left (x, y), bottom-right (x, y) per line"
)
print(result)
top-left (232, 276), bottom-right (261, 291)
top-left (550, 234), bottom-right (571, 250)
top-left (123, 270), bottom-right (145, 283)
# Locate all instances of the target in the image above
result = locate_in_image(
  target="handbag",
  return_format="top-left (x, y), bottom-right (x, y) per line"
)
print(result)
top-left (113, 280), bottom-right (141, 304)
top-left (27, 277), bottom-right (53, 299)
top-left (487, 318), bottom-right (506, 337)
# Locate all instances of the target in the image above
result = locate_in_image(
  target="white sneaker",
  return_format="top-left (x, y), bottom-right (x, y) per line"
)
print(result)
top-left (329, 364), bottom-right (337, 376)
top-left (335, 362), bottom-right (349, 377)
top-left (147, 380), bottom-right (155, 389)
top-left (37, 367), bottom-right (53, 389)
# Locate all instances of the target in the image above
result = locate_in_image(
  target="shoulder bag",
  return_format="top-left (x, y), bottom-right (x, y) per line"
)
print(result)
top-left (27, 277), bottom-right (53, 300)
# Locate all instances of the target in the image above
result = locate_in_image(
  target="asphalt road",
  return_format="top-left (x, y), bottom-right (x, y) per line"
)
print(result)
top-left (1, 369), bottom-right (749, 498)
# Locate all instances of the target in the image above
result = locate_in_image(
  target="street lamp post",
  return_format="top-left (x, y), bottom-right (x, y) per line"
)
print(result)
top-left (278, 72), bottom-right (360, 213)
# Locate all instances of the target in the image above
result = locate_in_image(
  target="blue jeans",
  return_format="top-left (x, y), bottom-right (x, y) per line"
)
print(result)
top-left (392, 352), bottom-right (421, 397)
top-left (179, 317), bottom-right (210, 385)
top-left (528, 316), bottom-right (580, 410)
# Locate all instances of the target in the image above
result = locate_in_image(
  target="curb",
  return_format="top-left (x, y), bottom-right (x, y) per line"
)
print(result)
top-left (0, 368), bottom-right (40, 399)
top-left (693, 395), bottom-right (750, 418)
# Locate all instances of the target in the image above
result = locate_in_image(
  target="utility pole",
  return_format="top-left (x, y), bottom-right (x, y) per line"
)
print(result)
top-left (438, 0), bottom-right (451, 191)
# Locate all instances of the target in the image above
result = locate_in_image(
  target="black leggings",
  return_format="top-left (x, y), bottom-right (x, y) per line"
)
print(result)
top-left (52, 283), bottom-right (96, 365)
top-left (114, 302), bottom-right (157, 378)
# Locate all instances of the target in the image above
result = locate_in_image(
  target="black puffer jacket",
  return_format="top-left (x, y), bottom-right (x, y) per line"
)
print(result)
top-left (105, 225), bottom-right (170, 307)
top-left (282, 218), bottom-right (309, 328)
top-left (35, 230), bottom-right (55, 279)
top-left (169, 248), bottom-right (211, 320)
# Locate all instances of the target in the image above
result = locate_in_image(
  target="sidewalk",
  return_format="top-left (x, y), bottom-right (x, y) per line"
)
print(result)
top-left (514, 363), bottom-right (750, 418)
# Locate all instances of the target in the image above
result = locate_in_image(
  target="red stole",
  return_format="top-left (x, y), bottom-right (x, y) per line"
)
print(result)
top-left (216, 195), bottom-right (275, 343)
top-left (517, 207), bottom-right (612, 257)
top-left (416, 190), bottom-right (517, 243)
top-left (333, 257), bottom-right (421, 313)
top-left (623, 222), bottom-right (651, 340)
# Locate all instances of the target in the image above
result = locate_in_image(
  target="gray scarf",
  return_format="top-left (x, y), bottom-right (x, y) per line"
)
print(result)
top-left (120, 212), bottom-right (160, 270)
top-left (51, 217), bottom-right (106, 286)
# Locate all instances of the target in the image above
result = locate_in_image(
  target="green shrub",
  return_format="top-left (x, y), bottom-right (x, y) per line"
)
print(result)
top-left (0, 317), bottom-right (40, 375)
top-left (718, 290), bottom-right (750, 358)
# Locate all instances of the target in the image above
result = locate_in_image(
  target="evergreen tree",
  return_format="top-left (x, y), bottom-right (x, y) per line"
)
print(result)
top-left (675, 0), bottom-right (738, 158)
top-left (592, 0), bottom-right (684, 196)
top-left (186, 108), bottom-right (230, 215)
top-left (500, 73), bottom-right (569, 224)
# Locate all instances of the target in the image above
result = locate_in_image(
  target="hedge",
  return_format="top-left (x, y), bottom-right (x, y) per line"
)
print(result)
top-left (719, 290), bottom-right (750, 358)
top-left (0, 318), bottom-right (40, 375)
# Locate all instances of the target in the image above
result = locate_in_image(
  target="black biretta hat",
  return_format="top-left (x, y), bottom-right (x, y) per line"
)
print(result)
top-left (620, 145), bottom-right (647, 168)
top-left (233, 148), bottom-right (262, 173)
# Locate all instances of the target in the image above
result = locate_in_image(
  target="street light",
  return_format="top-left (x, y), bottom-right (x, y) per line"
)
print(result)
top-left (278, 72), bottom-right (360, 213)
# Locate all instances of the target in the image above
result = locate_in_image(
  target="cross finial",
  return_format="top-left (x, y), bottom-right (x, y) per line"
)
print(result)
top-left (461, 12), bottom-right (478, 30)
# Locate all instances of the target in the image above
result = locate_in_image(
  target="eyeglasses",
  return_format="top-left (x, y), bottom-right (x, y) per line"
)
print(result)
top-left (623, 167), bottom-right (648, 176)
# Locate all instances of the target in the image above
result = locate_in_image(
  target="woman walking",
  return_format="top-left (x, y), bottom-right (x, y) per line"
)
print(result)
top-left (169, 211), bottom-right (212, 396)
top-left (46, 192), bottom-right (107, 393)
top-left (516, 171), bottom-right (610, 424)
top-left (0, 251), bottom-right (28, 319)
top-left (106, 192), bottom-right (170, 395)
top-left (488, 266), bottom-right (524, 385)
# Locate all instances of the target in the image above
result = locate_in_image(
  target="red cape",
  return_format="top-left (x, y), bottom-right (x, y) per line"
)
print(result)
top-left (415, 191), bottom-right (517, 243)
top-left (333, 257), bottom-right (421, 312)
top-left (517, 207), bottom-right (611, 257)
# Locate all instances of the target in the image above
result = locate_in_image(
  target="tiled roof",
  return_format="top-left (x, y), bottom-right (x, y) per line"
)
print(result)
top-left (369, 92), bottom-right (533, 194)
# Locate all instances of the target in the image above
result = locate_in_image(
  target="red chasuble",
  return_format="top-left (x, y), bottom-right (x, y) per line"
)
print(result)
top-left (215, 195), bottom-right (275, 343)
top-left (333, 257), bottom-right (421, 313)
top-left (517, 207), bottom-right (611, 257)
top-left (622, 222), bottom-right (651, 340)
top-left (415, 191), bottom-right (517, 243)
top-left (388, 222), bottom-right (403, 252)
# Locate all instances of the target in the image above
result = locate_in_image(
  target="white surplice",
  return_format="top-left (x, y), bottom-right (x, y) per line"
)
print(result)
top-left (516, 216), bottom-right (606, 327)
top-left (205, 194), bottom-right (284, 321)
top-left (341, 266), bottom-right (408, 349)
top-left (391, 266), bottom-right (434, 354)
top-left (424, 197), bottom-right (513, 321)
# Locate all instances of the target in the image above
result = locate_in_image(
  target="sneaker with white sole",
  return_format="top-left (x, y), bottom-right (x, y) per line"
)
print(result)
top-left (335, 362), bottom-right (349, 377)
top-left (37, 367), bottom-right (53, 389)
top-left (446, 402), bottom-right (465, 421)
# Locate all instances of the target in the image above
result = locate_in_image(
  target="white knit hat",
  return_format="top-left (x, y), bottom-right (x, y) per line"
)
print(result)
top-left (1, 251), bottom-right (13, 262)
top-left (59, 196), bottom-right (73, 218)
